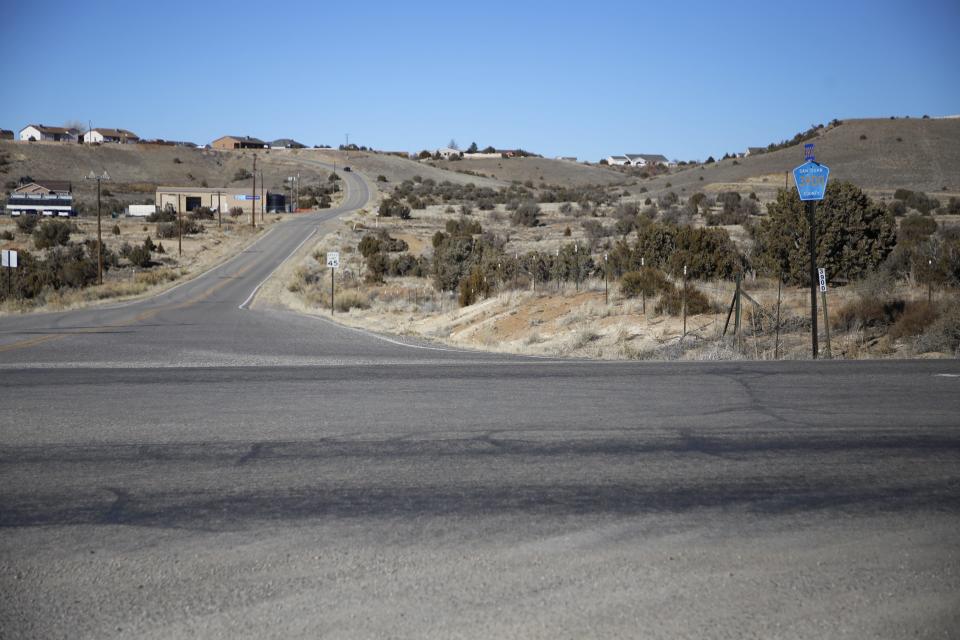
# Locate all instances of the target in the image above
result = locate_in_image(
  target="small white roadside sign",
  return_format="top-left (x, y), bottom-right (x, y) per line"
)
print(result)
top-left (326, 251), bottom-right (340, 269)
top-left (818, 268), bottom-right (827, 292)
top-left (1, 249), bottom-right (18, 268)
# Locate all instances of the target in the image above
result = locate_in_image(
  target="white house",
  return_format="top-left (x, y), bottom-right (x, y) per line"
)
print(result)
top-left (19, 124), bottom-right (79, 142)
top-left (433, 147), bottom-right (462, 159)
top-left (606, 155), bottom-right (629, 165)
top-left (83, 128), bottom-right (140, 144)
top-left (624, 153), bottom-right (669, 167)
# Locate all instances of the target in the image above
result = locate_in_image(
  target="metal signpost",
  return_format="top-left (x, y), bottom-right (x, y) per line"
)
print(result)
top-left (818, 268), bottom-right (832, 359)
top-left (327, 251), bottom-right (340, 314)
top-left (2, 249), bottom-right (18, 297)
top-left (792, 148), bottom-right (830, 359)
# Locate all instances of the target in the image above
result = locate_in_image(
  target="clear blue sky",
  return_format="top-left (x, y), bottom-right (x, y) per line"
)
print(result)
top-left (2, 0), bottom-right (958, 161)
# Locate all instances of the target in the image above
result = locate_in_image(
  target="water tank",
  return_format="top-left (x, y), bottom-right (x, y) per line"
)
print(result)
top-left (266, 192), bottom-right (286, 213)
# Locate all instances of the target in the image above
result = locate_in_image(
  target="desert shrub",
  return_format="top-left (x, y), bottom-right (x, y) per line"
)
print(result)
top-left (559, 202), bottom-right (573, 214)
top-left (942, 197), bottom-right (960, 215)
top-left (751, 182), bottom-right (896, 286)
top-left (156, 219), bottom-right (203, 239)
top-left (388, 253), bottom-right (428, 277)
top-left (147, 207), bottom-right (176, 223)
top-left (376, 175), bottom-right (387, 182)
top-left (914, 300), bottom-right (960, 354)
top-left (378, 198), bottom-right (411, 219)
top-left (620, 267), bottom-right (671, 298)
top-left (458, 265), bottom-right (491, 306)
top-left (887, 200), bottom-right (907, 216)
top-left (358, 231), bottom-right (408, 257)
top-left (0, 230), bottom-right (13, 241)
top-left (16, 215), bottom-right (39, 234)
top-left (655, 283), bottom-right (715, 316)
top-left (333, 289), bottom-right (370, 312)
top-left (189, 206), bottom-right (215, 221)
top-left (33, 219), bottom-right (75, 249)
top-left (511, 200), bottom-right (541, 227)
top-left (899, 213), bottom-right (938, 245)
top-left (111, 224), bottom-right (121, 235)
top-left (127, 244), bottom-right (152, 268)
top-left (233, 168), bottom-right (252, 181)
top-left (889, 301), bottom-right (939, 340)
top-left (833, 295), bottom-right (905, 332)
top-left (365, 252), bottom-right (389, 283)
top-left (445, 217), bottom-right (482, 236)
top-left (229, 207), bottom-right (243, 218)
top-left (894, 189), bottom-right (940, 215)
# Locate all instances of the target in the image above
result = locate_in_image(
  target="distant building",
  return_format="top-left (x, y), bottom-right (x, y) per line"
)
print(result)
top-left (155, 186), bottom-right (283, 215)
top-left (211, 135), bottom-right (268, 150)
top-left (744, 147), bottom-right (765, 156)
top-left (19, 124), bottom-right (79, 143)
top-left (556, 156), bottom-right (577, 162)
top-left (0, 129), bottom-right (13, 140)
top-left (270, 138), bottom-right (306, 149)
top-left (433, 147), bottom-right (462, 159)
top-left (606, 155), bottom-right (629, 165)
top-left (83, 128), bottom-right (140, 144)
top-left (5, 179), bottom-right (74, 217)
top-left (624, 154), bottom-right (668, 167)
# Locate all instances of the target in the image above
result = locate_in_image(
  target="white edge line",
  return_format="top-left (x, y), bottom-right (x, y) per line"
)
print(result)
top-left (301, 312), bottom-right (480, 353)
top-left (239, 227), bottom-right (318, 310)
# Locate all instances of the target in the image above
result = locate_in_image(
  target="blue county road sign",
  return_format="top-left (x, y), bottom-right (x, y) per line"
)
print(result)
top-left (793, 161), bottom-right (830, 201)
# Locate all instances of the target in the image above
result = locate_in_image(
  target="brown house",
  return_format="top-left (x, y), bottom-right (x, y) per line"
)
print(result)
top-left (211, 135), bottom-right (268, 150)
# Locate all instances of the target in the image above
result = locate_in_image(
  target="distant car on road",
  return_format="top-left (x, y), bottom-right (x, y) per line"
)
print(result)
top-left (342, 166), bottom-right (351, 172)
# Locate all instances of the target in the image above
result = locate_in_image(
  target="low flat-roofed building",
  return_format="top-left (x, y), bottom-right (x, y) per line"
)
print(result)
top-left (155, 186), bottom-right (284, 215)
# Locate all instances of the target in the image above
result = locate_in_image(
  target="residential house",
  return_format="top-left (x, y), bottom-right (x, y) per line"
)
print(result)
top-left (270, 138), bottom-right (306, 149)
top-left (433, 147), bottom-right (462, 159)
top-left (5, 179), bottom-right (74, 217)
top-left (83, 128), bottom-right (140, 144)
top-left (625, 154), bottom-right (668, 167)
top-left (744, 147), bottom-right (765, 156)
top-left (606, 155), bottom-right (630, 165)
top-left (211, 135), bottom-right (268, 150)
top-left (19, 124), bottom-right (79, 142)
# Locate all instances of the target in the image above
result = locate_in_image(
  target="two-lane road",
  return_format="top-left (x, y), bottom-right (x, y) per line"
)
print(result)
top-left (1, 165), bottom-right (958, 638)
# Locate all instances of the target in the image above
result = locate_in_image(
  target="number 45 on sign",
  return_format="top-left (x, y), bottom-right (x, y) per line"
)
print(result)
top-left (326, 251), bottom-right (340, 269)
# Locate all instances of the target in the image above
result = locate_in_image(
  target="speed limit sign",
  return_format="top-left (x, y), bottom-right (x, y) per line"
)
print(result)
top-left (326, 251), bottom-right (340, 269)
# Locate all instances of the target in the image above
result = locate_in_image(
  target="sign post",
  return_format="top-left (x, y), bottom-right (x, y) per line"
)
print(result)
top-left (327, 251), bottom-right (340, 314)
top-left (2, 249), bottom-right (18, 297)
top-left (792, 153), bottom-right (830, 360)
top-left (818, 268), bottom-right (832, 359)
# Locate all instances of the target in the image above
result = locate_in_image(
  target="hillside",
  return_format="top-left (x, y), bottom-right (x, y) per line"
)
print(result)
top-left (301, 150), bottom-right (508, 189)
top-left (428, 156), bottom-right (627, 187)
top-left (0, 142), bottom-right (344, 208)
top-left (639, 117), bottom-right (960, 202)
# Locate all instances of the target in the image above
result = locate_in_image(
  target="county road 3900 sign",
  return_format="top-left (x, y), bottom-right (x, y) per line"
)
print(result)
top-left (793, 160), bottom-right (830, 201)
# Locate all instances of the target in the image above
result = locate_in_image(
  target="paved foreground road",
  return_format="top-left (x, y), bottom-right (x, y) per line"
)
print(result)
top-left (1, 168), bottom-right (959, 638)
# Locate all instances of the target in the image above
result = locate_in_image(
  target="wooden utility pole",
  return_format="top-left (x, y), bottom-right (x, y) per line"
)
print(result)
top-left (774, 274), bottom-right (782, 360)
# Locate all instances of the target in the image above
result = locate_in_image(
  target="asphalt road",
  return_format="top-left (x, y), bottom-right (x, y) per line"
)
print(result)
top-left (1, 167), bottom-right (959, 639)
